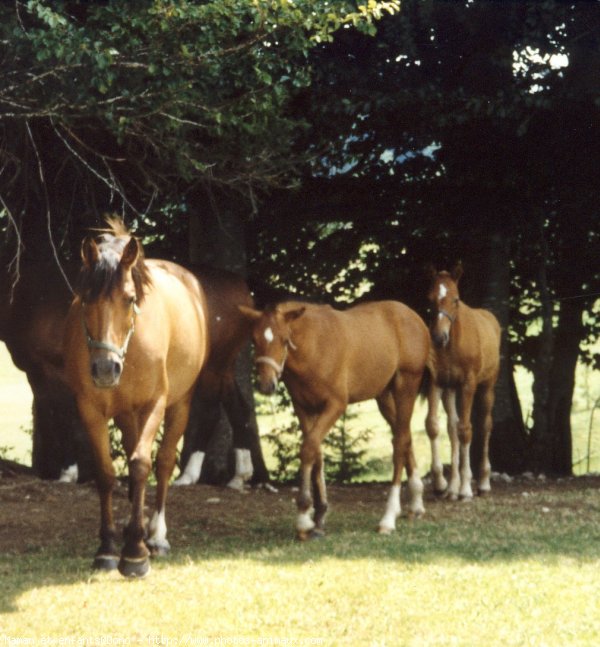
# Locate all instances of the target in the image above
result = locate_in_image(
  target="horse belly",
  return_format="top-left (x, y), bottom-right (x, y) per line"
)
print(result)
top-left (347, 352), bottom-right (399, 403)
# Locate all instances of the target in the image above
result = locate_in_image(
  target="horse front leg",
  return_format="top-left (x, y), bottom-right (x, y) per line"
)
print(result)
top-left (295, 404), bottom-right (342, 541)
top-left (79, 403), bottom-right (118, 570)
top-left (147, 395), bottom-right (193, 556)
top-left (311, 452), bottom-right (328, 536)
top-left (425, 384), bottom-right (447, 495)
top-left (476, 381), bottom-right (496, 496)
top-left (442, 389), bottom-right (461, 500)
top-left (456, 379), bottom-right (476, 500)
top-left (119, 399), bottom-right (165, 578)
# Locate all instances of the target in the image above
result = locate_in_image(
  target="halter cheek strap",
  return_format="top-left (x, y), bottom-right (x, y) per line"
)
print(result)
top-left (255, 338), bottom-right (297, 377)
top-left (82, 302), bottom-right (140, 360)
top-left (437, 309), bottom-right (456, 324)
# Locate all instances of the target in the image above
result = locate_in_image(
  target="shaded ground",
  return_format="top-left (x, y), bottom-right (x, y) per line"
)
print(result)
top-left (2, 458), bottom-right (600, 560)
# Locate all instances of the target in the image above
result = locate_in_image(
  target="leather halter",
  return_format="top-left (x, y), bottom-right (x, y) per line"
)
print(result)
top-left (82, 302), bottom-right (140, 360)
top-left (437, 308), bottom-right (456, 324)
top-left (255, 338), bottom-right (297, 377)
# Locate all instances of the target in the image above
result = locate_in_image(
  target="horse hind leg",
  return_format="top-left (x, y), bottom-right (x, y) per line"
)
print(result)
top-left (475, 381), bottom-right (496, 496)
top-left (377, 378), bottom-right (424, 535)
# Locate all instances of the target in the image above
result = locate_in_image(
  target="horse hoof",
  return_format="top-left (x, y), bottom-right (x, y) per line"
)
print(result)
top-left (377, 525), bottom-right (394, 535)
top-left (92, 554), bottom-right (119, 571)
top-left (309, 529), bottom-right (326, 540)
top-left (433, 488), bottom-right (447, 498)
top-left (478, 489), bottom-right (491, 497)
top-left (147, 542), bottom-right (170, 558)
top-left (408, 508), bottom-right (425, 519)
top-left (118, 556), bottom-right (151, 578)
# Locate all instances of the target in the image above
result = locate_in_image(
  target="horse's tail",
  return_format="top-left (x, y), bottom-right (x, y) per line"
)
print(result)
top-left (418, 365), bottom-right (432, 402)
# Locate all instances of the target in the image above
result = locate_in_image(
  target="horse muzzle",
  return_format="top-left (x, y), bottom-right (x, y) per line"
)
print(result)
top-left (90, 356), bottom-right (123, 388)
top-left (257, 374), bottom-right (278, 396)
top-left (432, 330), bottom-right (450, 348)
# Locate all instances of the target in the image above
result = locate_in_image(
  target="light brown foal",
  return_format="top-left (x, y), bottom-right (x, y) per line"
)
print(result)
top-left (425, 263), bottom-right (501, 500)
top-left (240, 299), bottom-right (430, 538)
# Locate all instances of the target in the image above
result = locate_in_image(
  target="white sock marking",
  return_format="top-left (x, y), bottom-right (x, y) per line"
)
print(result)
top-left (173, 450), bottom-right (205, 485)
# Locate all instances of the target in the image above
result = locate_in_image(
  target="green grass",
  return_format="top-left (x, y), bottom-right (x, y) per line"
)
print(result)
top-left (0, 343), bottom-right (33, 465)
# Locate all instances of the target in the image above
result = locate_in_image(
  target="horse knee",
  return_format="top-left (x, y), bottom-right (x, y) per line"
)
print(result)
top-left (129, 455), bottom-right (152, 483)
top-left (425, 415), bottom-right (439, 440)
top-left (457, 422), bottom-right (472, 445)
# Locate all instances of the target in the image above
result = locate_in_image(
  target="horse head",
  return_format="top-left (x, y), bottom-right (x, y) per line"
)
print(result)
top-left (239, 303), bottom-right (305, 395)
top-left (78, 221), bottom-right (151, 388)
top-left (427, 262), bottom-right (462, 349)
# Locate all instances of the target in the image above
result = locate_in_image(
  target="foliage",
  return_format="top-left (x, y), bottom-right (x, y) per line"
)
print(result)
top-left (262, 399), bottom-right (373, 484)
top-left (0, 0), bottom-right (398, 240)
top-left (262, 421), bottom-right (301, 483)
top-left (323, 411), bottom-right (373, 482)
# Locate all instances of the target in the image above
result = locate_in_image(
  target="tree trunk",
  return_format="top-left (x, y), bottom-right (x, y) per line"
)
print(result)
top-left (533, 297), bottom-right (585, 475)
top-left (470, 230), bottom-right (528, 475)
top-left (529, 221), bottom-right (558, 474)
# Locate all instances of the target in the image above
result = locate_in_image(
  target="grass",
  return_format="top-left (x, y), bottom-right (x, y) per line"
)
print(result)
top-left (2, 479), bottom-right (600, 645)
top-left (0, 344), bottom-right (32, 465)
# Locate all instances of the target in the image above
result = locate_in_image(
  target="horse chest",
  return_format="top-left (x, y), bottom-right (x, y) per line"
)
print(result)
top-left (434, 353), bottom-right (466, 387)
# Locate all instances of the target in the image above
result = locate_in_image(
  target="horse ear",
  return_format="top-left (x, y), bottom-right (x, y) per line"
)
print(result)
top-left (81, 237), bottom-right (99, 269)
top-left (451, 261), bottom-right (463, 283)
top-left (284, 306), bottom-right (306, 323)
top-left (425, 263), bottom-right (437, 281)
top-left (238, 305), bottom-right (263, 321)
top-left (120, 237), bottom-right (140, 271)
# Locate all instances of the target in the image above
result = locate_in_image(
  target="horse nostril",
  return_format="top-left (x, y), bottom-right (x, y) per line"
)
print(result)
top-left (113, 361), bottom-right (122, 378)
top-left (260, 379), bottom-right (277, 396)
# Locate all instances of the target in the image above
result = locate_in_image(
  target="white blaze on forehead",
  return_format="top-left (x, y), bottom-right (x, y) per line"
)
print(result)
top-left (264, 327), bottom-right (274, 343)
top-left (438, 283), bottom-right (448, 300)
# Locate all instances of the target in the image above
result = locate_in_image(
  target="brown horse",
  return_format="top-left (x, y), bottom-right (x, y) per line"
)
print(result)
top-left (425, 263), bottom-right (501, 500)
top-left (63, 220), bottom-right (209, 577)
top-left (0, 258), bottom-right (267, 487)
top-left (240, 299), bottom-right (430, 538)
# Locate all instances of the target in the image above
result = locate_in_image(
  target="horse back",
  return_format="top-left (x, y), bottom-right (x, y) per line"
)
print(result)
top-left (290, 300), bottom-right (429, 404)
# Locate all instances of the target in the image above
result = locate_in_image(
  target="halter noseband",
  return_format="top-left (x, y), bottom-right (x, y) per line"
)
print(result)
top-left (82, 302), bottom-right (140, 360)
top-left (255, 338), bottom-right (297, 378)
top-left (437, 308), bottom-right (456, 324)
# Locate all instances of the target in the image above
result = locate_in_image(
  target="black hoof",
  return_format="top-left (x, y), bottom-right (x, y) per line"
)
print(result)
top-left (309, 528), bottom-right (326, 540)
top-left (92, 554), bottom-right (119, 571)
top-left (118, 555), bottom-right (151, 578)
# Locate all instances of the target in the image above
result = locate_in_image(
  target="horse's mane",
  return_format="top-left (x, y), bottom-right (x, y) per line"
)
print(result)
top-left (78, 216), bottom-right (153, 304)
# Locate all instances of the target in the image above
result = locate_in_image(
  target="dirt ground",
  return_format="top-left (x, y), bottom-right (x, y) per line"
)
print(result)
top-left (2, 458), bottom-right (600, 557)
